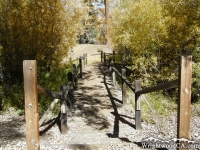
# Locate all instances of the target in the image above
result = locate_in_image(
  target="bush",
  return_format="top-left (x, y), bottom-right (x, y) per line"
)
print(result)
top-left (2, 63), bottom-right (72, 116)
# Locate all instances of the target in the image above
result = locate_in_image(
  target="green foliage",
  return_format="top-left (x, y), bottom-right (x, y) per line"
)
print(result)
top-left (2, 63), bottom-right (72, 115)
top-left (129, 91), bottom-right (177, 124)
top-left (0, 0), bottom-right (87, 84)
top-left (109, 0), bottom-right (200, 102)
top-left (0, 0), bottom-right (87, 111)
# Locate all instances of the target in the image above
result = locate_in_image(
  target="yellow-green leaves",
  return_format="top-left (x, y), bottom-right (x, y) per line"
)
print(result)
top-left (109, 0), bottom-right (200, 88)
top-left (0, 0), bottom-right (87, 82)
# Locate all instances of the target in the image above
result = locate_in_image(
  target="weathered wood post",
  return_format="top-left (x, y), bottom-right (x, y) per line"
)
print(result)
top-left (113, 51), bottom-right (115, 62)
top-left (68, 72), bottom-right (74, 110)
top-left (108, 57), bottom-right (112, 69)
top-left (109, 59), bottom-right (112, 73)
top-left (177, 55), bottom-right (192, 150)
top-left (23, 60), bottom-right (40, 150)
top-left (85, 53), bottom-right (87, 65)
top-left (122, 68), bottom-right (126, 104)
top-left (72, 64), bottom-right (77, 89)
top-left (135, 80), bottom-right (142, 130)
top-left (79, 57), bottom-right (82, 78)
top-left (60, 85), bottom-right (69, 134)
top-left (111, 61), bottom-right (116, 87)
top-left (101, 51), bottom-right (103, 63)
top-left (104, 52), bottom-right (106, 65)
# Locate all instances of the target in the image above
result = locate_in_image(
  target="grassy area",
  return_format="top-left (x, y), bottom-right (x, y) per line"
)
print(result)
top-left (127, 88), bottom-right (200, 124)
top-left (127, 90), bottom-right (177, 124)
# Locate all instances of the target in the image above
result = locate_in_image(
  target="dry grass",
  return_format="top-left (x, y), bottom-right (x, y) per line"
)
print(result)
top-left (65, 44), bottom-right (113, 65)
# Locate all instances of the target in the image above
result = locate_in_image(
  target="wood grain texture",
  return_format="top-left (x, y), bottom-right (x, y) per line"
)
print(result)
top-left (23, 60), bottom-right (40, 150)
top-left (177, 55), bottom-right (192, 148)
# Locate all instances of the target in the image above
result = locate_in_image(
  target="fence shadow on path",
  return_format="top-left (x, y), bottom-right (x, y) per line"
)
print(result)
top-left (40, 112), bottom-right (61, 136)
top-left (98, 65), bottom-right (135, 139)
top-left (72, 66), bottom-right (112, 130)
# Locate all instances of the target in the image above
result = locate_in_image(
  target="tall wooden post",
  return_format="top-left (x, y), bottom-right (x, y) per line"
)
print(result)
top-left (79, 57), bottom-right (82, 78)
top-left (177, 55), bottom-right (192, 150)
top-left (122, 68), bottom-right (126, 104)
top-left (23, 60), bottom-right (40, 150)
top-left (105, 0), bottom-right (109, 45)
top-left (135, 80), bottom-right (142, 130)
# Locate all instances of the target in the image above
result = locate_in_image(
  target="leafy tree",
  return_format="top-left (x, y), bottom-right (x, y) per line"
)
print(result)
top-left (109, 0), bottom-right (200, 101)
top-left (0, 0), bottom-right (87, 84)
top-left (0, 0), bottom-right (87, 110)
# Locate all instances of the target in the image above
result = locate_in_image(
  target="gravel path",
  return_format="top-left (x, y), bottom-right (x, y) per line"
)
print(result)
top-left (0, 64), bottom-right (199, 150)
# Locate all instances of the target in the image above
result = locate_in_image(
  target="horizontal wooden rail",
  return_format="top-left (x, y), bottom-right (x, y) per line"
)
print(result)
top-left (37, 84), bottom-right (63, 100)
top-left (39, 98), bottom-right (59, 126)
top-left (109, 62), bottom-right (179, 130)
top-left (112, 67), bottom-right (121, 76)
top-left (123, 77), bottom-right (135, 92)
top-left (112, 67), bottom-right (135, 92)
top-left (136, 79), bottom-right (178, 95)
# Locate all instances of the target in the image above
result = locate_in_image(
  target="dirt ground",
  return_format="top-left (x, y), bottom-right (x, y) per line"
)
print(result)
top-left (64, 44), bottom-right (113, 64)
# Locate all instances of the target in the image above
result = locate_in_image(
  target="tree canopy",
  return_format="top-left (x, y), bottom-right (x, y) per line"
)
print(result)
top-left (109, 0), bottom-right (200, 101)
top-left (0, 0), bottom-right (87, 83)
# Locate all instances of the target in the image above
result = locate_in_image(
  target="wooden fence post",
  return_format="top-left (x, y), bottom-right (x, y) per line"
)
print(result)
top-left (111, 61), bottom-right (116, 87)
top-left (113, 51), bottom-right (115, 62)
top-left (72, 64), bottom-right (77, 88)
top-left (109, 60), bottom-right (112, 73)
top-left (104, 52), bottom-right (106, 65)
top-left (177, 55), bottom-right (192, 149)
top-left (108, 57), bottom-right (111, 69)
top-left (79, 57), bottom-right (82, 78)
top-left (23, 60), bottom-right (40, 150)
top-left (60, 85), bottom-right (69, 134)
top-left (135, 80), bottom-right (142, 130)
top-left (101, 51), bottom-right (103, 63)
top-left (68, 72), bottom-right (74, 110)
top-left (122, 68), bottom-right (126, 104)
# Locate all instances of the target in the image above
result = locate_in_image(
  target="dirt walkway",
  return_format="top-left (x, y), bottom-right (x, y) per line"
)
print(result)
top-left (63, 64), bottom-right (139, 149)
top-left (1, 63), bottom-right (199, 150)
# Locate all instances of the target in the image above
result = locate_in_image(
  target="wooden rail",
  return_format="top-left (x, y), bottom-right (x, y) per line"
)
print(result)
top-left (103, 51), bottom-right (192, 148)
top-left (23, 54), bottom-right (87, 150)
top-left (136, 79), bottom-right (178, 95)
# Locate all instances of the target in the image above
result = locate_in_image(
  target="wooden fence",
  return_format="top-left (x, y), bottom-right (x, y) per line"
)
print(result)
top-left (23, 54), bottom-right (87, 150)
top-left (102, 51), bottom-right (192, 147)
